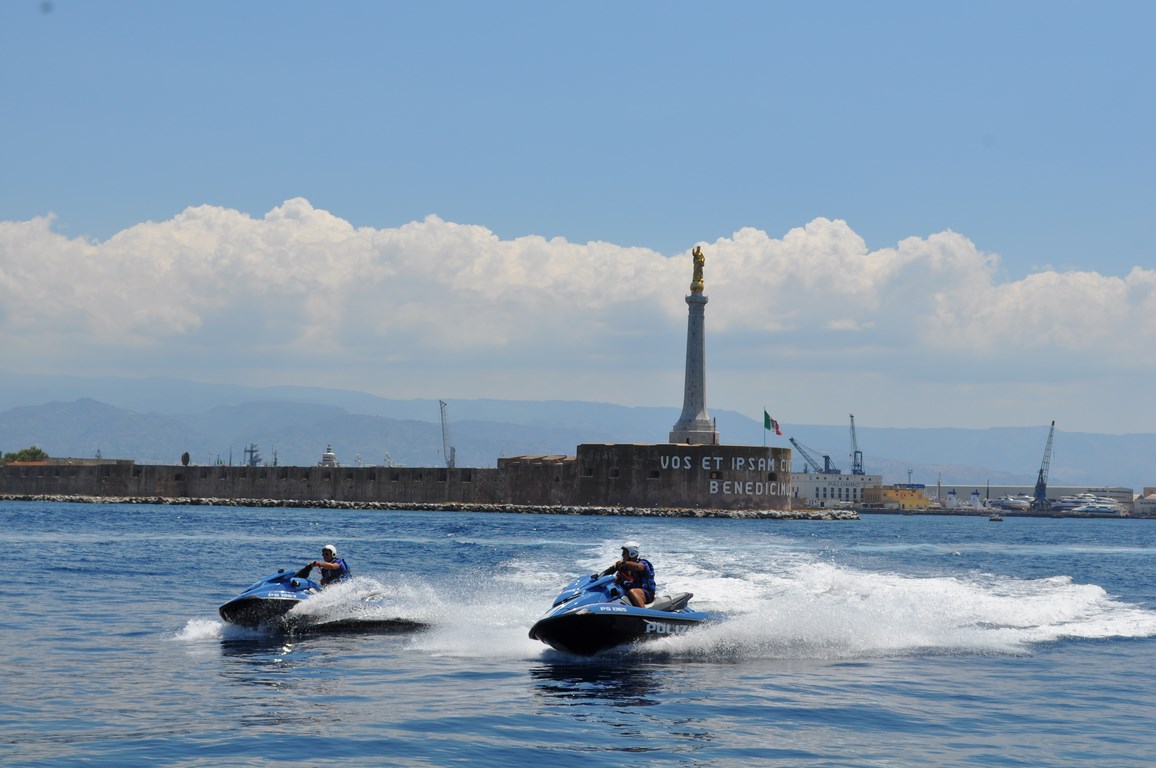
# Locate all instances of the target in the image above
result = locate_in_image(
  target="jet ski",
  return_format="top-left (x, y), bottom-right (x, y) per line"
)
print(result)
top-left (218, 565), bottom-right (430, 633)
top-left (218, 565), bottom-right (320, 628)
top-left (529, 573), bottom-right (720, 656)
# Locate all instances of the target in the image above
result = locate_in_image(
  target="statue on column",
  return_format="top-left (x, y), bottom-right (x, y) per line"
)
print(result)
top-left (690, 245), bottom-right (705, 294)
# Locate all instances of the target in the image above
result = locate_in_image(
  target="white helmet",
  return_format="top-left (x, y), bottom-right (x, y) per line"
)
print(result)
top-left (621, 541), bottom-right (640, 559)
top-left (322, 544), bottom-right (337, 557)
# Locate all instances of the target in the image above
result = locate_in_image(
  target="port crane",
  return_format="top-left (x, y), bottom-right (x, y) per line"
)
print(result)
top-left (789, 437), bottom-right (841, 474)
top-left (439, 400), bottom-right (456, 469)
top-left (1032, 420), bottom-right (1055, 511)
top-left (849, 414), bottom-right (864, 475)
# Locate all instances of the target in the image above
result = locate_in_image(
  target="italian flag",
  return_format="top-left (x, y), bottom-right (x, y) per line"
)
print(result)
top-left (763, 410), bottom-right (782, 435)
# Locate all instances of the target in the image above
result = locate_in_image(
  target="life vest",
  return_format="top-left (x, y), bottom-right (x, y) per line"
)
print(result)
top-left (320, 557), bottom-right (351, 586)
top-left (617, 558), bottom-right (655, 597)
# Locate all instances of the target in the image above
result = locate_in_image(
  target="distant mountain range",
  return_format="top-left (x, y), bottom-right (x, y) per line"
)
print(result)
top-left (1, 372), bottom-right (1152, 492)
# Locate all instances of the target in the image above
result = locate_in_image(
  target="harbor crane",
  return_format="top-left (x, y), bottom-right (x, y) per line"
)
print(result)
top-left (789, 437), bottom-right (841, 474)
top-left (1032, 420), bottom-right (1055, 511)
top-left (849, 414), bottom-right (864, 475)
top-left (439, 400), bottom-right (456, 469)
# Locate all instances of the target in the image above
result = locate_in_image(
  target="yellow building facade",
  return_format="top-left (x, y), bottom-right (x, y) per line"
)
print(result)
top-left (863, 484), bottom-right (928, 511)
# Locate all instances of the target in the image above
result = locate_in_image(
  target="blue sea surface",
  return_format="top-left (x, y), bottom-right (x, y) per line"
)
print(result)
top-left (3, 502), bottom-right (1156, 766)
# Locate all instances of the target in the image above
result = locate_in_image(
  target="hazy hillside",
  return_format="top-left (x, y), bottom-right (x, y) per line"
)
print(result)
top-left (0, 373), bottom-right (1152, 490)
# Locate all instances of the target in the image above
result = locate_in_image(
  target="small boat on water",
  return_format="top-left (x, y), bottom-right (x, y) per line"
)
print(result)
top-left (529, 573), bottom-right (720, 656)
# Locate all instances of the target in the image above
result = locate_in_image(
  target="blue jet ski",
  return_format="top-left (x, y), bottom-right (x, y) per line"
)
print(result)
top-left (529, 573), bottom-right (719, 656)
top-left (218, 565), bottom-right (320, 628)
top-left (219, 565), bottom-right (430, 633)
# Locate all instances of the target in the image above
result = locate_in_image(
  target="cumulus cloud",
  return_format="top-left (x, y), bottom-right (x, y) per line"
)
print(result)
top-left (1, 198), bottom-right (1153, 429)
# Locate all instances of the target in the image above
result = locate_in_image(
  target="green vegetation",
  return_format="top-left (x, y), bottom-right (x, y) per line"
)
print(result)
top-left (1, 446), bottom-right (50, 463)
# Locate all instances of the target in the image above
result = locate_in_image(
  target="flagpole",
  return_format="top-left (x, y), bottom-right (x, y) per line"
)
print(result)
top-left (762, 406), bottom-right (766, 447)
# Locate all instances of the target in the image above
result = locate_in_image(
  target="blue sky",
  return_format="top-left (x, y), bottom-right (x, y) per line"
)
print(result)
top-left (2, 1), bottom-right (1154, 435)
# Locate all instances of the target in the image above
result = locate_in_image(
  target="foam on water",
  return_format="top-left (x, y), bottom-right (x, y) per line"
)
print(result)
top-left (172, 617), bottom-right (225, 642)
top-left (281, 575), bottom-right (439, 626)
top-left (648, 562), bottom-right (1156, 660)
top-left (406, 564), bottom-right (569, 659)
top-left (169, 574), bottom-right (443, 645)
top-left (170, 535), bottom-right (1156, 662)
top-left (417, 544), bottom-right (1156, 661)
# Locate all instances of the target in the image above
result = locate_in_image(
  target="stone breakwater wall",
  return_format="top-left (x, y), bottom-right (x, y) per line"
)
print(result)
top-left (0, 443), bottom-right (796, 512)
top-left (0, 494), bottom-right (858, 520)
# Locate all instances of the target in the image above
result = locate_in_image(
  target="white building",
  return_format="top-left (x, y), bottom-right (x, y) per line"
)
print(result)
top-left (792, 472), bottom-right (882, 508)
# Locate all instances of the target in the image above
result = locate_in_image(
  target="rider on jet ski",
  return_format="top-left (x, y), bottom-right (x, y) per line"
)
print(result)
top-left (600, 541), bottom-right (655, 607)
top-left (303, 543), bottom-right (352, 587)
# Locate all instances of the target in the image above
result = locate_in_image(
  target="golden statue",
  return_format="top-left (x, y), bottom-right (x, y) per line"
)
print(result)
top-left (690, 245), bottom-right (705, 293)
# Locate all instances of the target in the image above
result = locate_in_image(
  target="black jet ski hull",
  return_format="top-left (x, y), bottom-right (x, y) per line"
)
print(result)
top-left (529, 609), bottom-right (708, 656)
top-left (218, 595), bottom-right (304, 629)
top-left (218, 568), bottom-right (321, 629)
top-left (530, 574), bottom-right (721, 655)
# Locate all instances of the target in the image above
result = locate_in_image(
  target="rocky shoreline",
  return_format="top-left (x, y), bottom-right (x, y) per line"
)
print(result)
top-left (0, 494), bottom-right (858, 520)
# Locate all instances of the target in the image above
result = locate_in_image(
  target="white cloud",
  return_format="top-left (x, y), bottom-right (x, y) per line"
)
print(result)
top-left (1, 198), bottom-right (1153, 431)
top-left (930, 268), bottom-right (1155, 357)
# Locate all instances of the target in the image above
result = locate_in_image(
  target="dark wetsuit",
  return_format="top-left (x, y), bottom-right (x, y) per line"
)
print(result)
top-left (320, 557), bottom-right (351, 586)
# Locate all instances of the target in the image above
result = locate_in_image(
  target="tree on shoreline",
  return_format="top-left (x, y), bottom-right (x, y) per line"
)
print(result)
top-left (1, 446), bottom-right (50, 463)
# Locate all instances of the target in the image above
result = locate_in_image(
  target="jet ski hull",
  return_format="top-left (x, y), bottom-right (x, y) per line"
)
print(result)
top-left (218, 568), bottom-right (321, 629)
top-left (218, 567), bottom-right (431, 633)
top-left (218, 594), bottom-right (306, 628)
top-left (529, 573), bottom-right (719, 656)
top-left (530, 605), bottom-right (709, 656)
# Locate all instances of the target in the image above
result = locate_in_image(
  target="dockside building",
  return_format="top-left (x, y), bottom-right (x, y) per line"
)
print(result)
top-left (792, 471), bottom-right (883, 509)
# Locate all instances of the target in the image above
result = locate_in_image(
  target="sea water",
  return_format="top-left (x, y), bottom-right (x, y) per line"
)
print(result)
top-left (3, 501), bottom-right (1155, 767)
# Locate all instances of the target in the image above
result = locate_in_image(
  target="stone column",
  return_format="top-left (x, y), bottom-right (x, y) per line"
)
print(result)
top-left (670, 246), bottom-right (720, 445)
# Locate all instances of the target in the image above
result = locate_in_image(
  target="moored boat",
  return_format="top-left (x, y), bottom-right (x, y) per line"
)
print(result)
top-left (992, 495), bottom-right (1033, 511)
top-left (1052, 493), bottom-right (1126, 517)
top-left (1071, 501), bottom-right (1126, 517)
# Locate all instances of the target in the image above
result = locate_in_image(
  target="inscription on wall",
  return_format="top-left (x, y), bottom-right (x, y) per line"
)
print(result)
top-left (659, 450), bottom-right (789, 496)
